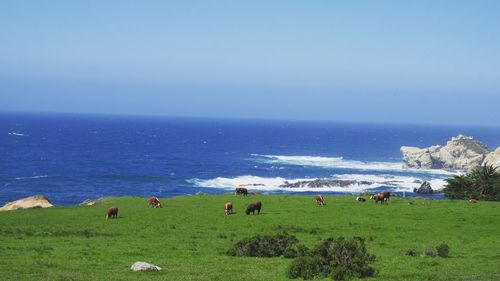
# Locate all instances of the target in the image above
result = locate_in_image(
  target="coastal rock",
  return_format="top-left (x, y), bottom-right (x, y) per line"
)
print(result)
top-left (0, 195), bottom-right (54, 212)
top-left (131, 261), bottom-right (162, 272)
top-left (79, 199), bottom-right (101, 206)
top-left (280, 179), bottom-right (372, 188)
top-left (483, 148), bottom-right (500, 169)
top-left (413, 181), bottom-right (433, 194)
top-left (401, 135), bottom-right (491, 171)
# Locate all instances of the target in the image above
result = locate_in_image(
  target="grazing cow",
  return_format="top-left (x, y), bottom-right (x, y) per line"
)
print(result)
top-left (370, 191), bottom-right (390, 203)
top-left (356, 196), bottom-right (366, 202)
top-left (246, 201), bottom-right (262, 215)
top-left (315, 195), bottom-right (325, 205)
top-left (469, 199), bottom-right (478, 204)
top-left (147, 196), bottom-right (162, 208)
top-left (224, 202), bottom-right (233, 215)
top-left (235, 187), bottom-right (248, 196)
top-left (106, 206), bottom-right (118, 219)
top-left (379, 191), bottom-right (391, 202)
top-left (370, 194), bottom-right (385, 204)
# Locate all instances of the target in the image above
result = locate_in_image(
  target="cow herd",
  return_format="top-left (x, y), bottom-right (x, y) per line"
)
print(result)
top-left (105, 189), bottom-right (393, 219)
top-left (224, 187), bottom-right (262, 216)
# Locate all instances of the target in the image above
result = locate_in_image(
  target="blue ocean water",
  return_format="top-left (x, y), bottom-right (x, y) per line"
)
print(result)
top-left (1, 112), bottom-right (499, 206)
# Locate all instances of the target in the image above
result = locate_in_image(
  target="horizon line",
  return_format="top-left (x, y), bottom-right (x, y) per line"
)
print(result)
top-left (1, 109), bottom-right (499, 129)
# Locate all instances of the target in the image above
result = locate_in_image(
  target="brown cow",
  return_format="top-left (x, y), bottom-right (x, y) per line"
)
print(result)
top-left (235, 187), bottom-right (248, 196)
top-left (246, 201), bottom-right (262, 215)
top-left (469, 199), bottom-right (478, 204)
top-left (370, 194), bottom-right (385, 204)
top-left (315, 195), bottom-right (325, 205)
top-left (106, 206), bottom-right (118, 219)
top-left (224, 202), bottom-right (233, 215)
top-left (147, 196), bottom-right (162, 208)
top-left (356, 196), bottom-right (366, 202)
top-left (379, 191), bottom-right (391, 202)
top-left (370, 191), bottom-right (390, 203)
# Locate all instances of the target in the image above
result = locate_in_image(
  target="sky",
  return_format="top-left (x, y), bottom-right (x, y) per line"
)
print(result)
top-left (1, 0), bottom-right (500, 125)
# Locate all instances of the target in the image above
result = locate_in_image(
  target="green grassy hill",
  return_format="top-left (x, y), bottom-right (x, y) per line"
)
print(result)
top-left (0, 195), bottom-right (499, 281)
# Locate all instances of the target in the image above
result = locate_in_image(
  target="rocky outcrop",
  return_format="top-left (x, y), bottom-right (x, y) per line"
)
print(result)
top-left (79, 199), bottom-right (101, 206)
top-left (401, 135), bottom-right (491, 171)
top-left (483, 148), bottom-right (500, 169)
top-left (413, 181), bottom-right (433, 194)
top-left (130, 261), bottom-right (162, 272)
top-left (0, 195), bottom-right (54, 212)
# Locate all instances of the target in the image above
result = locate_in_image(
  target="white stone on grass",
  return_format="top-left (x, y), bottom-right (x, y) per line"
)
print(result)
top-left (131, 261), bottom-right (162, 272)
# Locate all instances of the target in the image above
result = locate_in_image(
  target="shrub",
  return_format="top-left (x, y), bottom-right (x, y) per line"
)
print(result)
top-left (227, 231), bottom-right (298, 257)
top-left (436, 244), bottom-right (450, 257)
top-left (314, 237), bottom-right (376, 279)
top-left (283, 244), bottom-right (310, 259)
top-left (444, 164), bottom-right (500, 201)
top-left (405, 249), bottom-right (418, 257)
top-left (283, 247), bottom-right (297, 259)
top-left (330, 267), bottom-right (350, 281)
top-left (424, 247), bottom-right (437, 257)
top-left (287, 256), bottom-right (326, 280)
top-left (288, 237), bottom-right (376, 280)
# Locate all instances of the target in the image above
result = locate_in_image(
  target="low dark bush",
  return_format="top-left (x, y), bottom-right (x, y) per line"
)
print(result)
top-left (424, 247), bottom-right (437, 257)
top-left (287, 256), bottom-right (326, 279)
top-left (288, 237), bottom-right (376, 280)
top-left (283, 244), bottom-right (310, 259)
top-left (405, 249), bottom-right (418, 257)
top-left (411, 244), bottom-right (450, 258)
top-left (436, 244), bottom-right (450, 257)
top-left (227, 231), bottom-right (298, 257)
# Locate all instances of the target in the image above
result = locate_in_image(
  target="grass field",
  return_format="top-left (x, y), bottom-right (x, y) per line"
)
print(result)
top-left (0, 195), bottom-right (499, 281)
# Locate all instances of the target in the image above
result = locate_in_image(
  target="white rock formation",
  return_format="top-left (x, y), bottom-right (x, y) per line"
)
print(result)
top-left (0, 195), bottom-right (54, 212)
top-left (130, 261), bottom-right (162, 272)
top-left (483, 148), bottom-right (500, 169)
top-left (79, 199), bottom-right (101, 206)
top-left (401, 135), bottom-right (491, 171)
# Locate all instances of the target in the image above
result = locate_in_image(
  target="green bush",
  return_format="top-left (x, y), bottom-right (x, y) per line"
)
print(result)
top-left (287, 256), bottom-right (326, 279)
top-left (227, 231), bottom-right (298, 257)
top-left (330, 267), bottom-right (350, 281)
top-left (424, 247), bottom-right (437, 257)
top-left (436, 244), bottom-right (450, 257)
top-left (284, 244), bottom-right (310, 259)
top-left (405, 249), bottom-right (418, 257)
top-left (444, 164), bottom-right (500, 201)
top-left (288, 237), bottom-right (376, 280)
top-left (283, 247), bottom-right (297, 259)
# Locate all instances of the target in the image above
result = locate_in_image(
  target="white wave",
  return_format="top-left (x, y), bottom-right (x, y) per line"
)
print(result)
top-left (332, 174), bottom-right (448, 192)
top-left (8, 132), bottom-right (27, 136)
top-left (252, 154), bottom-right (457, 175)
top-left (14, 175), bottom-right (49, 180)
top-left (187, 174), bottom-right (446, 193)
top-left (188, 175), bottom-right (288, 190)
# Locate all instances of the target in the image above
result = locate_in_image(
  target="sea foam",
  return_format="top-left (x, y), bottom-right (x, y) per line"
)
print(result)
top-left (8, 132), bottom-right (26, 136)
top-left (252, 154), bottom-right (457, 175)
top-left (188, 174), bottom-right (447, 193)
top-left (14, 175), bottom-right (49, 180)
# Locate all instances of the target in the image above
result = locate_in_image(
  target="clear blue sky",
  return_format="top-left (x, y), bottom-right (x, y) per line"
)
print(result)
top-left (1, 1), bottom-right (499, 125)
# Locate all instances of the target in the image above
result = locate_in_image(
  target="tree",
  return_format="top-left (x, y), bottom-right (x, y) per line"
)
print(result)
top-left (443, 164), bottom-right (500, 201)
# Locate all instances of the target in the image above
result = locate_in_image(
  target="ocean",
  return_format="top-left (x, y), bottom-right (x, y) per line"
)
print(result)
top-left (1, 112), bottom-right (499, 206)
